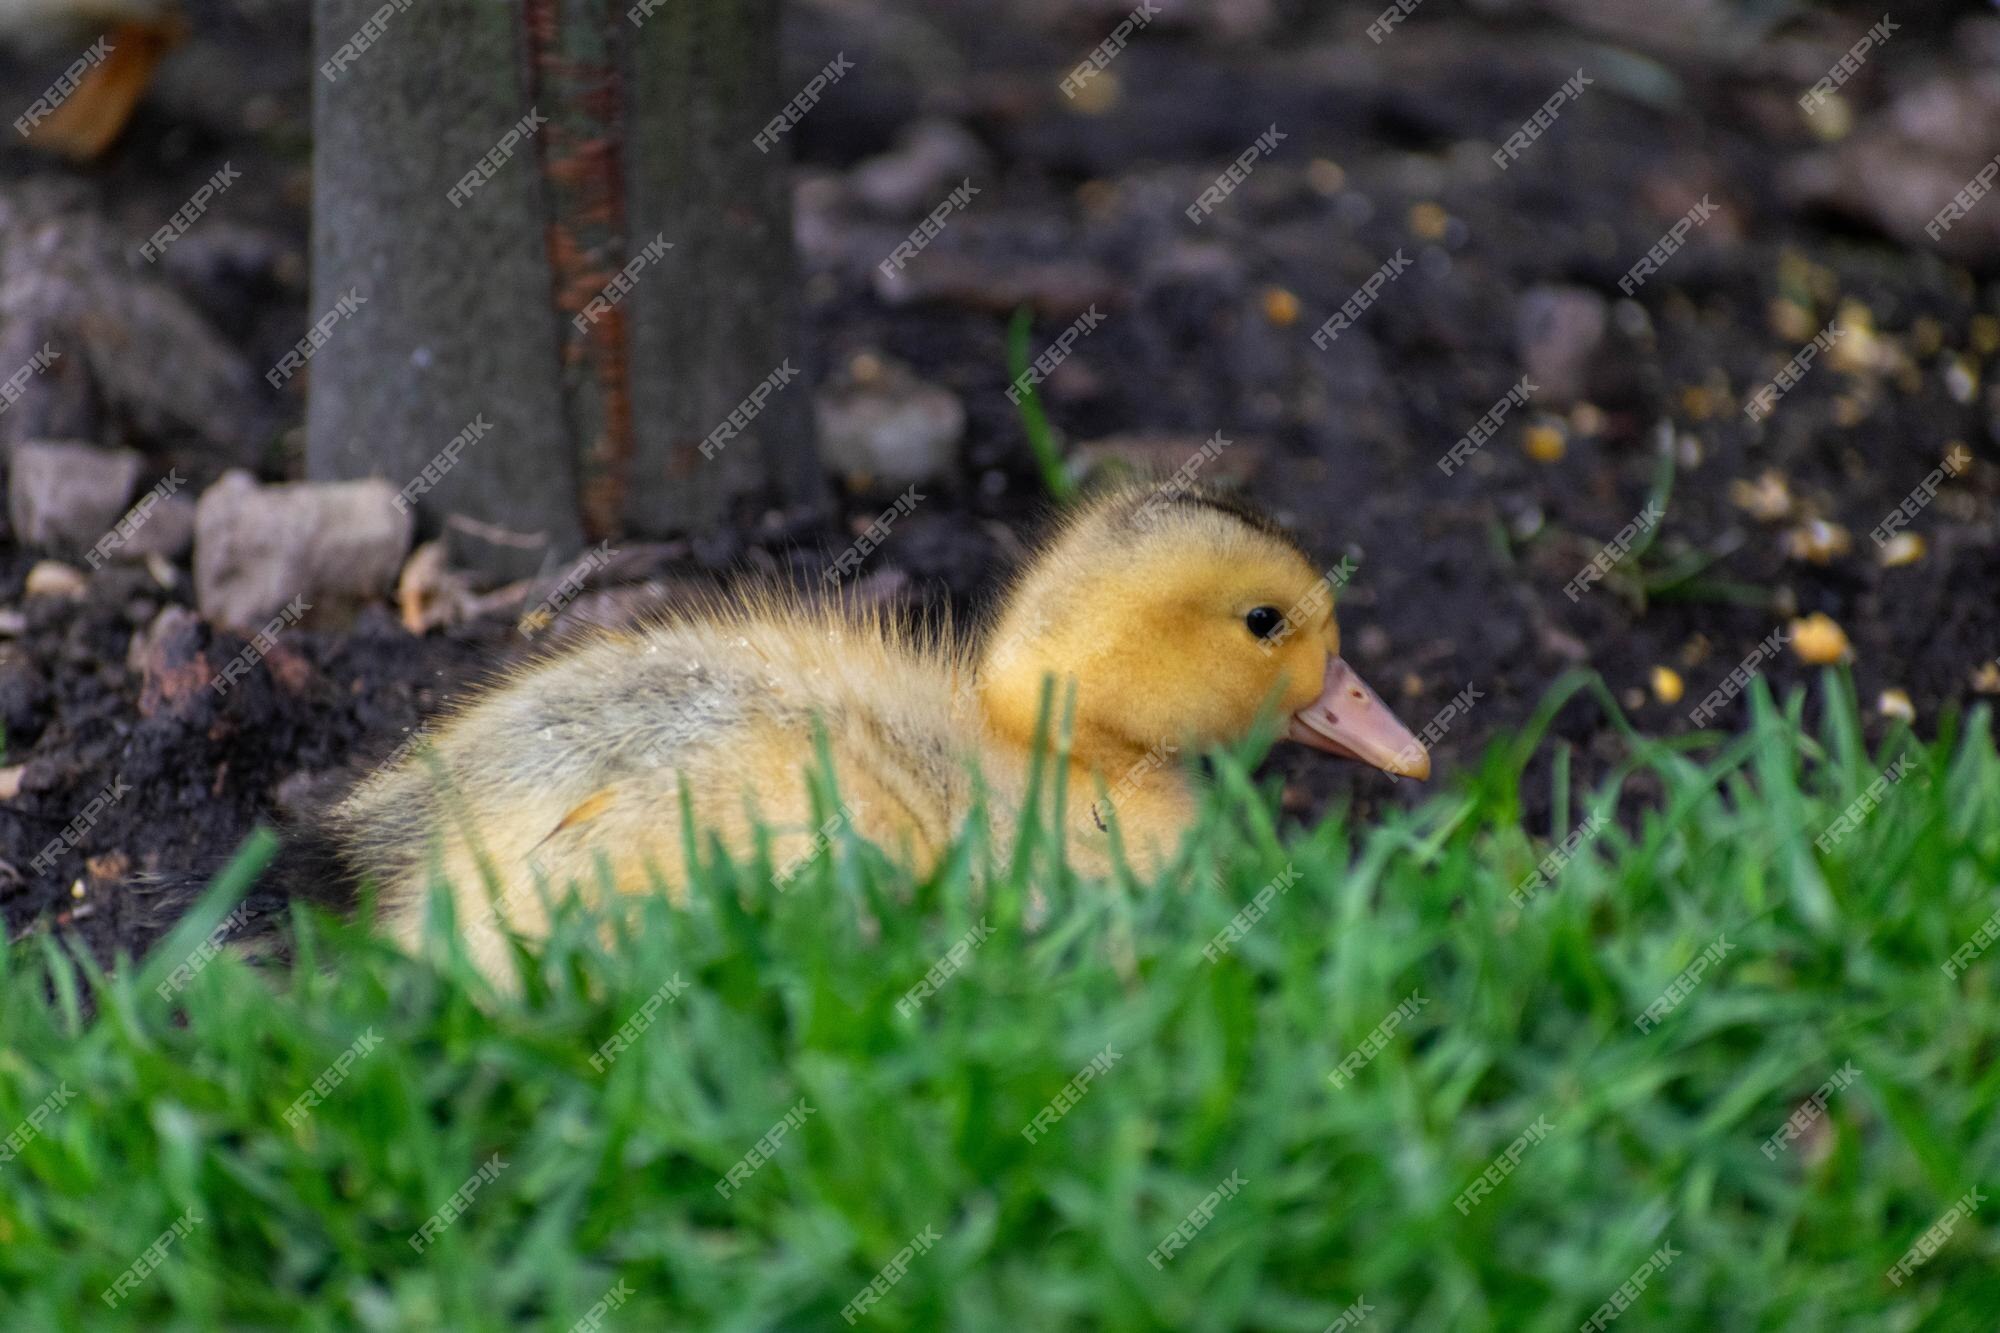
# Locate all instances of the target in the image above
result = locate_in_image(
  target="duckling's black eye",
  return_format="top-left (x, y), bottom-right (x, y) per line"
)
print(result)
top-left (1244, 606), bottom-right (1284, 640)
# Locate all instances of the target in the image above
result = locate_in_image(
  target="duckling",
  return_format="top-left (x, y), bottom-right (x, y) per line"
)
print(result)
top-left (322, 485), bottom-right (1428, 978)
top-left (4, 0), bottom-right (183, 159)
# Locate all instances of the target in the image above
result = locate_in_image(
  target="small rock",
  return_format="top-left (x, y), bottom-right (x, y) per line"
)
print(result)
top-left (1307, 159), bottom-right (1345, 194)
top-left (1260, 286), bottom-right (1300, 327)
top-left (1789, 613), bottom-right (1851, 665)
top-left (23, 560), bottom-right (87, 600)
top-left (848, 119), bottom-right (987, 217)
top-left (1408, 201), bottom-right (1449, 241)
top-left (1783, 519), bottom-right (1852, 565)
top-left (1944, 356), bottom-right (1978, 405)
top-left (114, 492), bottom-right (197, 563)
top-left (135, 606), bottom-right (212, 720)
top-left (0, 195), bottom-right (270, 461)
top-left (0, 765), bottom-right (23, 800)
top-left (1729, 471), bottom-right (1795, 523)
top-left (1677, 428), bottom-right (1707, 468)
top-left (1522, 421), bottom-right (1567, 464)
top-left (1068, 67), bottom-right (1121, 115)
top-left (7, 441), bottom-right (142, 549)
top-left (1781, 71), bottom-right (2000, 264)
top-left (1515, 286), bottom-right (1607, 405)
top-left (814, 357), bottom-right (964, 486)
top-left (193, 470), bottom-right (412, 630)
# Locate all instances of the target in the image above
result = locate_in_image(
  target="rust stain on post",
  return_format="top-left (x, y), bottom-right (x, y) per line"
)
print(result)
top-left (523, 0), bottom-right (635, 541)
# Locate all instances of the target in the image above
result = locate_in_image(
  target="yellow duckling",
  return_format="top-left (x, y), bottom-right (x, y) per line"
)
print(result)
top-left (325, 485), bottom-right (1429, 977)
top-left (4, 0), bottom-right (183, 159)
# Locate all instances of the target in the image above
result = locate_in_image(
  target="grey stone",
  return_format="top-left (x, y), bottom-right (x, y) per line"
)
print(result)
top-left (193, 470), bottom-right (412, 629)
top-left (7, 440), bottom-right (142, 549)
top-left (1515, 286), bottom-right (1607, 405)
top-left (814, 357), bottom-right (964, 486)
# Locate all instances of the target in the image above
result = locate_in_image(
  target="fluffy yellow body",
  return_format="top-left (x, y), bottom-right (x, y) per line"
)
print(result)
top-left (336, 486), bottom-right (1419, 980)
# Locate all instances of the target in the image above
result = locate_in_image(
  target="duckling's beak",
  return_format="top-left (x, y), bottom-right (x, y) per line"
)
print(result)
top-left (1286, 655), bottom-right (1431, 780)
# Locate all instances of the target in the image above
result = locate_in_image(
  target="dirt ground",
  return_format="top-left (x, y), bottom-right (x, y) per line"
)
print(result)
top-left (2, 0), bottom-right (1996, 962)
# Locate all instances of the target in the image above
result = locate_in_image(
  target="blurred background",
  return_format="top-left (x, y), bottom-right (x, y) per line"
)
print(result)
top-left (0, 0), bottom-right (1994, 960)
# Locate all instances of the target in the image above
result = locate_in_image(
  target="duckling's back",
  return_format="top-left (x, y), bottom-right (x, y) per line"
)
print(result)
top-left (338, 604), bottom-right (982, 976)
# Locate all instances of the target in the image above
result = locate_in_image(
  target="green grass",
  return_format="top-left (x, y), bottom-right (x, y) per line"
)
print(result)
top-left (1005, 304), bottom-right (1077, 503)
top-left (3, 675), bottom-right (1998, 1330)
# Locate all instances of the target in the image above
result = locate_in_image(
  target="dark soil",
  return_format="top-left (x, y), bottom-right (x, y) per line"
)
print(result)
top-left (3, 0), bottom-right (1996, 963)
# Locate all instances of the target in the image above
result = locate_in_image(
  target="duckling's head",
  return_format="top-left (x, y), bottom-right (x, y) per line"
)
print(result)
top-left (976, 485), bottom-right (1430, 780)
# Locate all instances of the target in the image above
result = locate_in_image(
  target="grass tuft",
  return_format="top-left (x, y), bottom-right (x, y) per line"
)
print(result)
top-left (1, 679), bottom-right (1996, 1329)
top-left (1005, 304), bottom-right (1077, 503)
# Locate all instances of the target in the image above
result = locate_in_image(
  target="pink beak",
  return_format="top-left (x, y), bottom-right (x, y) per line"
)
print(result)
top-left (1286, 654), bottom-right (1431, 780)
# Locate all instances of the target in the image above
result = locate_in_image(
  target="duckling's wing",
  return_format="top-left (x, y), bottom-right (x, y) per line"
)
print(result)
top-left (335, 632), bottom-right (752, 894)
